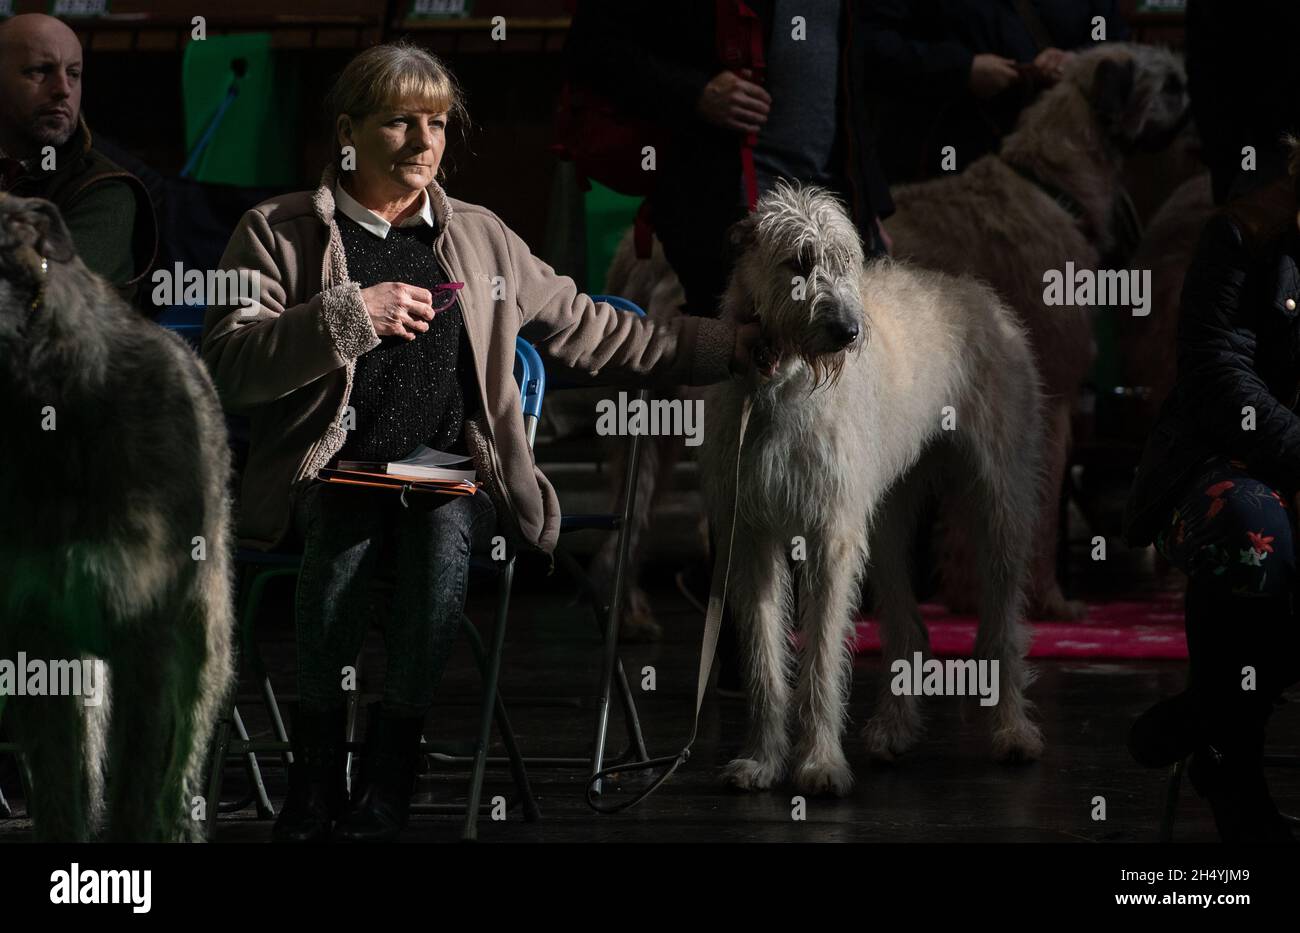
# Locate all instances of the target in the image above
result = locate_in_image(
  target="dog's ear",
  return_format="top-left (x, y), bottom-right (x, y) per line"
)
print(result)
top-left (1092, 54), bottom-right (1137, 137)
top-left (5, 197), bottom-right (77, 269)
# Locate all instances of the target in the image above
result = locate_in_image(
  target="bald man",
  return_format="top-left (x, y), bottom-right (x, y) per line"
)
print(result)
top-left (0, 14), bottom-right (156, 303)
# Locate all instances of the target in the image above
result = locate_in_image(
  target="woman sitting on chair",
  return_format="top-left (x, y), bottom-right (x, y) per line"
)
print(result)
top-left (1125, 151), bottom-right (1300, 844)
top-left (202, 42), bottom-right (759, 842)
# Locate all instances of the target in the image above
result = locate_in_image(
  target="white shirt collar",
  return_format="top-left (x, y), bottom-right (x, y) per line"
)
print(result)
top-left (334, 182), bottom-right (434, 239)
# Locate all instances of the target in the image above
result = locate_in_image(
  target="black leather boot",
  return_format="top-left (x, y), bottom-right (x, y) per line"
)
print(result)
top-left (272, 707), bottom-right (349, 843)
top-left (333, 706), bottom-right (425, 843)
top-left (1187, 725), bottom-right (1295, 845)
top-left (1129, 689), bottom-right (1205, 767)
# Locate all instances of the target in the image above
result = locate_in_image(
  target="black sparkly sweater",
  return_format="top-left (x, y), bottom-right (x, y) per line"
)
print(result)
top-left (333, 210), bottom-right (479, 463)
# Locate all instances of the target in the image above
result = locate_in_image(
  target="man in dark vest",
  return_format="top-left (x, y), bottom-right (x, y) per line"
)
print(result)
top-left (0, 13), bottom-right (156, 304)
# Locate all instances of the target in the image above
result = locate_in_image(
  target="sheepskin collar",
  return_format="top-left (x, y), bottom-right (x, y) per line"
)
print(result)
top-left (311, 162), bottom-right (455, 234)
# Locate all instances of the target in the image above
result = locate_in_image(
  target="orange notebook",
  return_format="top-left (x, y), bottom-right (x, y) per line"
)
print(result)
top-left (317, 467), bottom-right (478, 497)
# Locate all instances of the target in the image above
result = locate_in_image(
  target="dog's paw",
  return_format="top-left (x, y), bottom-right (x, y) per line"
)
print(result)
top-left (991, 719), bottom-right (1044, 764)
top-left (862, 713), bottom-right (919, 762)
top-left (791, 755), bottom-right (854, 797)
top-left (721, 757), bottom-right (784, 791)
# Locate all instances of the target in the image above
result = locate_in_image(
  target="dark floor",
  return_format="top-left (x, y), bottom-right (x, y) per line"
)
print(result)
top-left (3, 549), bottom-right (1295, 844)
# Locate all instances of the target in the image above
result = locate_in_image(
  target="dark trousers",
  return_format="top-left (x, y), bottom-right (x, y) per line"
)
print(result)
top-left (291, 483), bottom-right (496, 717)
top-left (1154, 457), bottom-right (1300, 737)
top-left (653, 174), bottom-right (885, 318)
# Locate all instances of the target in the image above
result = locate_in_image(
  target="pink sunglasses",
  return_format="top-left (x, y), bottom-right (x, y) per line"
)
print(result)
top-left (431, 281), bottom-right (464, 313)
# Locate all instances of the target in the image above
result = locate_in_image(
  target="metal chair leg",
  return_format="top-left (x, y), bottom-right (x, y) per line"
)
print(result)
top-left (261, 675), bottom-right (293, 769)
top-left (591, 418), bottom-right (646, 792)
top-left (613, 658), bottom-right (650, 762)
top-left (462, 616), bottom-right (540, 822)
top-left (0, 779), bottom-right (10, 819)
top-left (464, 556), bottom-right (517, 841)
top-left (1159, 758), bottom-right (1186, 844)
top-left (232, 706), bottom-right (275, 820)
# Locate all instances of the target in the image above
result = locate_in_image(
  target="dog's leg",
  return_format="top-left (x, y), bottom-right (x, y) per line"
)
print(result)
top-left (1027, 396), bottom-right (1086, 621)
top-left (965, 423), bottom-right (1045, 763)
top-left (937, 482), bottom-right (981, 615)
top-left (7, 692), bottom-right (93, 841)
top-left (103, 624), bottom-right (200, 842)
top-left (721, 526), bottom-right (794, 791)
top-left (182, 532), bottom-right (235, 842)
top-left (862, 468), bottom-right (934, 761)
top-left (790, 525), bottom-right (862, 797)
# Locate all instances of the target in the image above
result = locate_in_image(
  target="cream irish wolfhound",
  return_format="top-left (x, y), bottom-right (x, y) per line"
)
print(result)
top-left (887, 43), bottom-right (1189, 621)
top-left (0, 194), bottom-right (234, 841)
top-left (701, 183), bottom-right (1044, 795)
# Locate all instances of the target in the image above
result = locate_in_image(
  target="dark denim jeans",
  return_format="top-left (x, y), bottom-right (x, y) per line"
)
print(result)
top-left (291, 482), bottom-right (496, 717)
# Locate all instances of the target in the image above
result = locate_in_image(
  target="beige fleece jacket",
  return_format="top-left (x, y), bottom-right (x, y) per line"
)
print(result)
top-left (201, 165), bottom-right (737, 554)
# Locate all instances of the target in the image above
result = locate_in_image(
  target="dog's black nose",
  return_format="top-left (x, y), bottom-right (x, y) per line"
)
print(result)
top-left (830, 319), bottom-right (860, 347)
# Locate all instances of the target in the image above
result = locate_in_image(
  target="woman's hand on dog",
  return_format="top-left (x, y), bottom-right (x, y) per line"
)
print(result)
top-left (730, 321), bottom-right (764, 375)
top-left (361, 282), bottom-right (437, 341)
top-left (1031, 48), bottom-right (1075, 84)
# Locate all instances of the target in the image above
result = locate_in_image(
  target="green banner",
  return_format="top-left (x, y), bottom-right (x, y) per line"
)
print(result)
top-left (182, 33), bottom-right (302, 188)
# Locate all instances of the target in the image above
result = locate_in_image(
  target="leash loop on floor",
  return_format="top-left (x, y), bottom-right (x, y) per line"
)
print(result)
top-left (586, 395), bottom-right (752, 813)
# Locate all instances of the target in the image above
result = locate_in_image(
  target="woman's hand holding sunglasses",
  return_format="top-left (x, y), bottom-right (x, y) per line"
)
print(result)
top-left (360, 281), bottom-right (464, 341)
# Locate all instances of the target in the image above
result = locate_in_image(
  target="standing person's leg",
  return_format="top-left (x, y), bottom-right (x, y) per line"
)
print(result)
top-left (275, 482), bottom-right (388, 843)
top-left (652, 181), bottom-right (746, 317)
top-left (1134, 457), bottom-right (1298, 841)
top-left (334, 490), bottom-right (495, 842)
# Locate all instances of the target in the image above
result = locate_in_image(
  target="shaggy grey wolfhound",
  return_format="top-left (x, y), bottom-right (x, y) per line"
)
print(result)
top-left (0, 194), bottom-right (234, 841)
top-left (701, 183), bottom-right (1044, 795)
top-left (888, 43), bottom-right (1189, 621)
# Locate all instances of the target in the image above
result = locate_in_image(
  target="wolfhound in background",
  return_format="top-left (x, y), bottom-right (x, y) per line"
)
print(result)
top-left (702, 183), bottom-right (1044, 795)
top-left (0, 194), bottom-right (234, 841)
top-left (1119, 170), bottom-right (1214, 415)
top-left (887, 43), bottom-right (1189, 620)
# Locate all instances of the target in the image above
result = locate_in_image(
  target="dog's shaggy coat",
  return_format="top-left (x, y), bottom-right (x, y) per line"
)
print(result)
top-left (886, 43), bottom-right (1189, 620)
top-left (0, 194), bottom-right (234, 841)
top-left (701, 183), bottom-right (1044, 794)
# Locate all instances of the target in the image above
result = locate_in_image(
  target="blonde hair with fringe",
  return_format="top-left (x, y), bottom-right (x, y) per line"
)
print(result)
top-left (325, 41), bottom-right (468, 177)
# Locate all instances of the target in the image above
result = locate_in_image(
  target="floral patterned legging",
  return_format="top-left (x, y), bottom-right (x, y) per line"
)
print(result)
top-left (1154, 457), bottom-right (1300, 712)
top-left (1154, 458), bottom-right (1296, 599)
